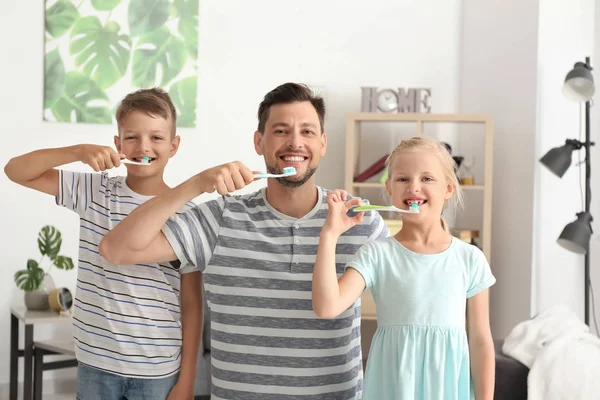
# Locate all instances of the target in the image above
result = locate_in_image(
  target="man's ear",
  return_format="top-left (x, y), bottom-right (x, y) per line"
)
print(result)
top-left (320, 132), bottom-right (327, 157)
top-left (114, 135), bottom-right (121, 152)
top-left (254, 130), bottom-right (264, 156)
top-left (169, 135), bottom-right (181, 158)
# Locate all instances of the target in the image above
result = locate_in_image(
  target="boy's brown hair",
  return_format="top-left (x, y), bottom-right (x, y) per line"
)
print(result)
top-left (257, 82), bottom-right (325, 134)
top-left (116, 87), bottom-right (177, 137)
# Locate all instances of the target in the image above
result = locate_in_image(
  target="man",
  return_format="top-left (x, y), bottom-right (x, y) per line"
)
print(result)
top-left (100, 83), bottom-right (389, 399)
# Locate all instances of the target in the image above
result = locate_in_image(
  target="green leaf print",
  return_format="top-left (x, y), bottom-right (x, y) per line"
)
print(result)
top-left (128, 0), bottom-right (170, 37)
top-left (50, 71), bottom-right (112, 124)
top-left (44, 48), bottom-right (66, 109)
top-left (69, 16), bottom-right (131, 89)
top-left (131, 26), bottom-right (186, 87)
top-left (169, 76), bottom-right (197, 127)
top-left (45, 0), bottom-right (80, 38)
top-left (91, 0), bottom-right (121, 11)
top-left (172, 0), bottom-right (199, 60)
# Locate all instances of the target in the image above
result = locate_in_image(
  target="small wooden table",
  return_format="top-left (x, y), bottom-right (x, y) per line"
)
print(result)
top-left (10, 304), bottom-right (74, 400)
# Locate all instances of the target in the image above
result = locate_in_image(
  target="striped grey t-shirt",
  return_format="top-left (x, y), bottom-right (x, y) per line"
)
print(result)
top-left (162, 186), bottom-right (389, 399)
top-left (57, 170), bottom-right (195, 378)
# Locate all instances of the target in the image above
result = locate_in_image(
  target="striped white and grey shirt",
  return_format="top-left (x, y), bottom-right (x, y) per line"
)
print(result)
top-left (162, 186), bottom-right (389, 399)
top-left (57, 170), bottom-right (195, 378)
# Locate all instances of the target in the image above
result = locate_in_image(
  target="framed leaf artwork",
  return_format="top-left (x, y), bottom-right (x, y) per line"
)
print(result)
top-left (43, 0), bottom-right (199, 127)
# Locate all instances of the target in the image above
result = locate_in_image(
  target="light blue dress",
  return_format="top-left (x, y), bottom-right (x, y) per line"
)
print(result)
top-left (348, 236), bottom-right (496, 400)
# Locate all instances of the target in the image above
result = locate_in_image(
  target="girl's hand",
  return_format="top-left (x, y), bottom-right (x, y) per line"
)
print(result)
top-left (322, 191), bottom-right (364, 238)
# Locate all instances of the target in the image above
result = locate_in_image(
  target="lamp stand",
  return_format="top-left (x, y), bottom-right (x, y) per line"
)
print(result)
top-left (584, 56), bottom-right (592, 325)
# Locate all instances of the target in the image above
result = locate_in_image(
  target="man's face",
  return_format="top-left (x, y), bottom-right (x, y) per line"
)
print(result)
top-left (254, 101), bottom-right (327, 188)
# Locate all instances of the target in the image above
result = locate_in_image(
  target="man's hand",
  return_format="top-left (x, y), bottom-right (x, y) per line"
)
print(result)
top-left (196, 161), bottom-right (256, 195)
top-left (74, 144), bottom-right (124, 172)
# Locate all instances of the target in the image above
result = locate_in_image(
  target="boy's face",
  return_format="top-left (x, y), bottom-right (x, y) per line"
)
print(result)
top-left (114, 110), bottom-right (180, 177)
top-left (253, 101), bottom-right (327, 188)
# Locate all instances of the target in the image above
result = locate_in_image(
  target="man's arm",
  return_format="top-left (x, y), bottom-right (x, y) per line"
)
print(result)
top-left (4, 145), bottom-right (122, 196)
top-left (99, 161), bottom-right (256, 265)
top-left (168, 270), bottom-right (203, 400)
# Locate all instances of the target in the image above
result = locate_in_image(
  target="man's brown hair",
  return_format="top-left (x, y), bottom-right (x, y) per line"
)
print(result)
top-left (257, 83), bottom-right (325, 133)
top-left (116, 87), bottom-right (177, 137)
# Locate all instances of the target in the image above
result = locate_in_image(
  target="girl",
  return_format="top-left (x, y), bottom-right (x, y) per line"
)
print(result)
top-left (312, 137), bottom-right (496, 399)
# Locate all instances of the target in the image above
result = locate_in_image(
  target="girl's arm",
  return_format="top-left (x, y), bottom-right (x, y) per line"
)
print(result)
top-left (467, 288), bottom-right (495, 400)
top-left (312, 231), bottom-right (367, 318)
top-left (312, 193), bottom-right (367, 319)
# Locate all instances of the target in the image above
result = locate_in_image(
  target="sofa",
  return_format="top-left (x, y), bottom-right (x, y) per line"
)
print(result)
top-left (494, 339), bottom-right (529, 400)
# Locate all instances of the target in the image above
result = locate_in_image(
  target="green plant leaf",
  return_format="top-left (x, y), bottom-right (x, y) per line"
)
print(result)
top-left (38, 225), bottom-right (62, 259)
top-left (27, 259), bottom-right (39, 271)
top-left (132, 26), bottom-right (186, 87)
top-left (14, 268), bottom-right (45, 292)
top-left (169, 76), bottom-right (197, 127)
top-left (69, 16), bottom-right (131, 89)
top-left (46, 0), bottom-right (80, 38)
top-left (44, 48), bottom-right (66, 109)
top-left (172, 0), bottom-right (198, 60)
top-left (128, 0), bottom-right (170, 37)
top-left (50, 71), bottom-right (112, 124)
top-left (91, 0), bottom-right (121, 11)
top-left (53, 256), bottom-right (75, 271)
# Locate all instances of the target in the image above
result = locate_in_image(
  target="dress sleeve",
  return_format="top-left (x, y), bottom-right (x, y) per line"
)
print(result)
top-left (345, 241), bottom-right (380, 290)
top-left (467, 247), bottom-right (496, 298)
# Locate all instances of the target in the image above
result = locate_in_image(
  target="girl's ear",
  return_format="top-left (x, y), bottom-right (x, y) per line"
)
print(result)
top-left (444, 181), bottom-right (454, 200)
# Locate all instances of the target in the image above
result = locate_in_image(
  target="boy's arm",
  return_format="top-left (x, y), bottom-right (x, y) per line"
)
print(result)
top-left (99, 161), bottom-right (256, 265)
top-left (168, 270), bottom-right (203, 400)
top-left (4, 145), bottom-right (123, 196)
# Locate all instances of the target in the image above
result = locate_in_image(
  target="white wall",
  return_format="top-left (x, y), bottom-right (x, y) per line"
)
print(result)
top-left (532, 0), bottom-right (598, 332)
top-left (0, 0), bottom-right (462, 385)
top-left (459, 0), bottom-right (540, 338)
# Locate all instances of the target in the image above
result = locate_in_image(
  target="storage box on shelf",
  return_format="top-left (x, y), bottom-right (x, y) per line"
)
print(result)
top-left (345, 112), bottom-right (494, 320)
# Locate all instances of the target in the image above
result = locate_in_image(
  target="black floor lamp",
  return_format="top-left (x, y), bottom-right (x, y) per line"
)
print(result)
top-left (539, 57), bottom-right (596, 326)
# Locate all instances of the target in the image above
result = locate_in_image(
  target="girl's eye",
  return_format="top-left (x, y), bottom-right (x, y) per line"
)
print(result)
top-left (396, 177), bottom-right (408, 182)
top-left (423, 177), bottom-right (434, 182)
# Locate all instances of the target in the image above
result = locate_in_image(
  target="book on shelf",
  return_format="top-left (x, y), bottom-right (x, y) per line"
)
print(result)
top-left (353, 153), bottom-right (389, 182)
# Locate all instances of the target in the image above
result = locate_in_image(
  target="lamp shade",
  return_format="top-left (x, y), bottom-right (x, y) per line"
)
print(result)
top-left (563, 61), bottom-right (595, 101)
top-left (539, 141), bottom-right (578, 178)
top-left (557, 212), bottom-right (594, 254)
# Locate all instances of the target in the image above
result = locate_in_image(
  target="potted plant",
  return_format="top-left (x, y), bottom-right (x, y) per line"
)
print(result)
top-left (14, 225), bottom-right (74, 310)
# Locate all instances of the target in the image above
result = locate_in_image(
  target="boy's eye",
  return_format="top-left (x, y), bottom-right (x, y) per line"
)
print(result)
top-left (396, 177), bottom-right (408, 182)
top-left (153, 136), bottom-right (164, 140)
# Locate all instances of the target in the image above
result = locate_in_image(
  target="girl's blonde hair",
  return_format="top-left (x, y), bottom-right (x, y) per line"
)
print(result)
top-left (385, 136), bottom-right (464, 231)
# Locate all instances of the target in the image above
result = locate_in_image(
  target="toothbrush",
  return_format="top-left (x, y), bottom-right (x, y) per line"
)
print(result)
top-left (121, 156), bottom-right (152, 166)
top-left (254, 167), bottom-right (297, 179)
top-left (352, 203), bottom-right (420, 214)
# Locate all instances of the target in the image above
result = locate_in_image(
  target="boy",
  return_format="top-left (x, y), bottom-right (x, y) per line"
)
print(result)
top-left (4, 88), bottom-right (202, 400)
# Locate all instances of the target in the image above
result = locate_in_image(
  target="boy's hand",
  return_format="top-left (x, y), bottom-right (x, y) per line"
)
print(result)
top-left (196, 161), bottom-right (256, 195)
top-left (167, 381), bottom-right (193, 400)
top-left (322, 193), bottom-right (364, 238)
top-left (75, 144), bottom-right (124, 172)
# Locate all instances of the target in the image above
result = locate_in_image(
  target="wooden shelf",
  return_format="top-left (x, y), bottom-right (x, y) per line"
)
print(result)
top-left (344, 113), bottom-right (494, 321)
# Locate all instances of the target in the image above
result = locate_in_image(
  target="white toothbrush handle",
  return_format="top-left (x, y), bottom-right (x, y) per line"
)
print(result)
top-left (121, 159), bottom-right (150, 166)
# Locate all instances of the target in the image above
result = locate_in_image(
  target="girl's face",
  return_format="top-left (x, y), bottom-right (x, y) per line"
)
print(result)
top-left (385, 150), bottom-right (454, 222)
